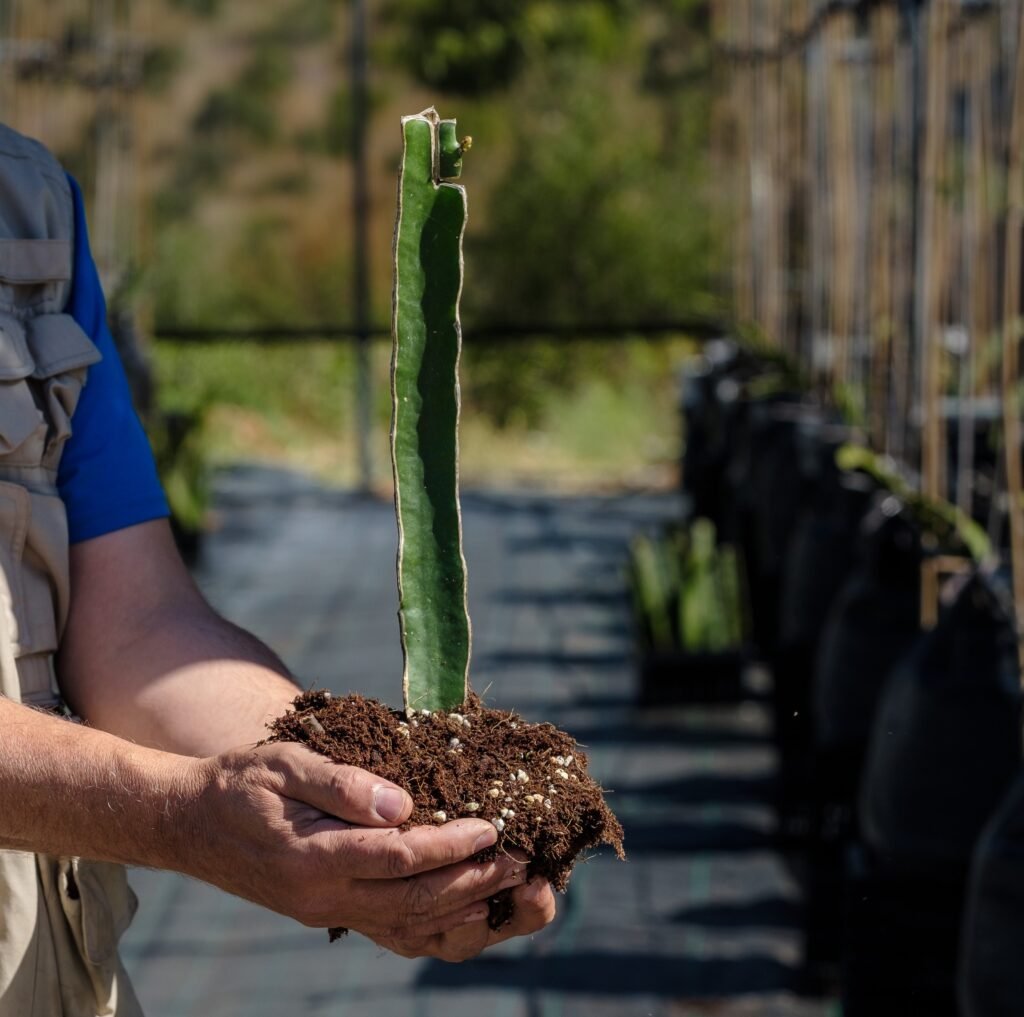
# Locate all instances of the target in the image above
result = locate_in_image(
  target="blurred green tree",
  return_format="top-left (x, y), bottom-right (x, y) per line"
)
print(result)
top-left (460, 7), bottom-right (719, 427)
top-left (383, 0), bottom-right (630, 95)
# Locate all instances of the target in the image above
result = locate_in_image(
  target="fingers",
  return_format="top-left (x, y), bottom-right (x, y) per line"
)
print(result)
top-left (290, 836), bottom-right (522, 932)
top-left (375, 899), bottom-right (491, 942)
top-left (435, 878), bottom-right (557, 962)
top-left (313, 817), bottom-right (498, 880)
top-left (486, 878), bottom-right (557, 946)
top-left (376, 878), bottom-right (557, 963)
top-left (344, 852), bottom-right (528, 933)
top-left (265, 742), bottom-right (412, 827)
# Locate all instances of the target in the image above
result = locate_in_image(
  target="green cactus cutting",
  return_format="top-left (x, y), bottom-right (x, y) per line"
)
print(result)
top-left (391, 108), bottom-right (472, 714)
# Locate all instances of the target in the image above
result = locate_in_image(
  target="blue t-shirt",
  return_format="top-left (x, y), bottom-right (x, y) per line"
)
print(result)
top-left (57, 177), bottom-right (169, 543)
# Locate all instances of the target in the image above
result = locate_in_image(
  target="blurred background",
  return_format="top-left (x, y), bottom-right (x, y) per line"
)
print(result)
top-left (6, 1), bottom-right (1024, 1015)
top-left (1, 0), bottom-right (716, 502)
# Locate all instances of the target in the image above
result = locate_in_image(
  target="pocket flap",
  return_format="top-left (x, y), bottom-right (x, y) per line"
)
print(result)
top-left (27, 313), bottom-right (102, 379)
top-left (0, 379), bottom-right (43, 455)
top-left (74, 860), bottom-right (138, 967)
top-left (0, 313), bottom-right (34, 380)
top-left (0, 238), bottom-right (71, 284)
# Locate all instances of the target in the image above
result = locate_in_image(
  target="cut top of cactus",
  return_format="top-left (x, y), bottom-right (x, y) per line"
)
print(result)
top-left (391, 108), bottom-right (472, 715)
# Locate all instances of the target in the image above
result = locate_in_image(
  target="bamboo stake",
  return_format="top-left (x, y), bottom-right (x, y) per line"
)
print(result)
top-left (1002, 1), bottom-right (1024, 671)
top-left (960, 16), bottom-right (999, 516)
top-left (750, 0), bottom-right (767, 336)
top-left (975, 16), bottom-right (999, 399)
top-left (763, 0), bottom-right (786, 347)
top-left (851, 21), bottom-right (874, 422)
top-left (919, 0), bottom-right (952, 626)
top-left (828, 13), bottom-right (858, 395)
top-left (869, 6), bottom-right (899, 451)
top-left (784, 0), bottom-right (810, 363)
top-left (890, 18), bottom-right (916, 463)
top-left (806, 23), bottom-right (828, 381)
top-left (733, 2), bottom-right (756, 329)
top-left (948, 25), bottom-right (974, 519)
top-left (921, 555), bottom-right (974, 630)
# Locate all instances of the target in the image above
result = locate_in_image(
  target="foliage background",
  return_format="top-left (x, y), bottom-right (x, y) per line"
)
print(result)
top-left (14, 0), bottom-right (719, 489)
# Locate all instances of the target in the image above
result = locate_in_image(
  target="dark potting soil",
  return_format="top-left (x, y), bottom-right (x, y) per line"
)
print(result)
top-left (267, 690), bottom-right (625, 941)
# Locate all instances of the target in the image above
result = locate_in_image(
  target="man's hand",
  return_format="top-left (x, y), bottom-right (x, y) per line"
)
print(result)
top-left (184, 741), bottom-right (544, 945)
top-left (372, 876), bottom-right (557, 962)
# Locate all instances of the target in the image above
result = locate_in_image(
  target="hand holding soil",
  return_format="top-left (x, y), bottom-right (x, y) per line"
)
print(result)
top-left (268, 693), bottom-right (624, 939)
top-left (180, 740), bottom-right (544, 951)
top-left (370, 869), bottom-right (557, 962)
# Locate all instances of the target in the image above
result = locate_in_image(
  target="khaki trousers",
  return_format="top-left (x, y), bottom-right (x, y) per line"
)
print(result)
top-left (0, 851), bottom-right (143, 1016)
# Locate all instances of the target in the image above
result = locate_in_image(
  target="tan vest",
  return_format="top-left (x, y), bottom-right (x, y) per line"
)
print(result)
top-left (0, 125), bottom-right (143, 1017)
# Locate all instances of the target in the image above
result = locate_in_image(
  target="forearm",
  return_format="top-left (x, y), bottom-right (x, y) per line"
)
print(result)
top-left (59, 598), bottom-right (300, 757)
top-left (0, 695), bottom-right (196, 867)
top-left (58, 520), bottom-right (301, 757)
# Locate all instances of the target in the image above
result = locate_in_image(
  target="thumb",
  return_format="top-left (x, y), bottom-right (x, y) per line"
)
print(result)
top-left (268, 742), bottom-right (413, 827)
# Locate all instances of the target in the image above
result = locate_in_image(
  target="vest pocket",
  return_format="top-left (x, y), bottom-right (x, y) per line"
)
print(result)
top-left (0, 307), bottom-right (102, 470)
top-left (56, 857), bottom-right (138, 1012)
top-left (58, 858), bottom-right (138, 967)
top-left (0, 313), bottom-right (46, 466)
top-left (26, 313), bottom-right (102, 468)
top-left (0, 481), bottom-right (63, 703)
top-left (0, 481), bottom-right (30, 653)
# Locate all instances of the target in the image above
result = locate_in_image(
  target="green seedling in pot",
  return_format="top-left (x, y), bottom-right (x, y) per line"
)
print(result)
top-left (629, 520), bottom-right (745, 656)
top-left (629, 532), bottom-right (676, 651)
top-left (836, 444), bottom-right (991, 563)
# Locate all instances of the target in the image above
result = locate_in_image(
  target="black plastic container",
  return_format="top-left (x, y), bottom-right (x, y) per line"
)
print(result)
top-left (845, 573), bottom-right (1022, 1014)
top-left (773, 435), bottom-right (876, 835)
top-left (960, 768), bottom-right (1024, 1017)
top-left (729, 399), bottom-right (823, 658)
top-left (813, 498), bottom-right (924, 806)
top-left (842, 843), bottom-right (966, 1017)
top-left (637, 648), bottom-right (747, 705)
top-left (860, 573), bottom-right (1022, 870)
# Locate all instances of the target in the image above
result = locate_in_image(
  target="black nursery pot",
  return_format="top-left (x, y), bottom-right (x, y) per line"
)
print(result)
top-left (728, 399), bottom-right (825, 658)
top-left (772, 432), bottom-right (876, 835)
top-left (860, 571), bottom-right (1022, 872)
top-left (801, 500), bottom-right (925, 976)
top-left (842, 843), bottom-right (968, 1017)
top-left (777, 431), bottom-right (877, 655)
top-left (637, 648), bottom-right (747, 705)
top-left (960, 768), bottom-right (1024, 1017)
top-left (680, 348), bottom-right (736, 531)
top-left (812, 498), bottom-right (925, 803)
top-left (845, 572), bottom-right (1022, 1016)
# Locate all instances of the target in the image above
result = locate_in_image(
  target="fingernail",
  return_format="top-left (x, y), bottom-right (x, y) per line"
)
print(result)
top-left (463, 906), bottom-right (489, 924)
top-left (473, 828), bottom-right (498, 853)
top-left (373, 785), bottom-right (408, 823)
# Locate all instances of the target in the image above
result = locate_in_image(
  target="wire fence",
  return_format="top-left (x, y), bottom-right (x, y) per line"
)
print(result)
top-left (151, 319), bottom-right (726, 344)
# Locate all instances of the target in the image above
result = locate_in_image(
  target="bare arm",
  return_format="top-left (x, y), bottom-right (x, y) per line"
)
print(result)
top-left (58, 518), bottom-right (298, 755)
top-left (0, 694), bottom-right (193, 865)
